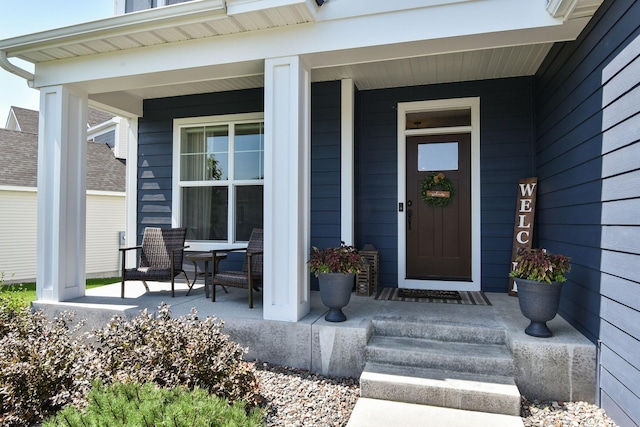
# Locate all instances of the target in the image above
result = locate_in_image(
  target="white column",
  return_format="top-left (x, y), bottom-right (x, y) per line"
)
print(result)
top-left (263, 56), bottom-right (311, 322)
top-left (125, 117), bottom-right (139, 265)
top-left (36, 86), bottom-right (88, 302)
top-left (340, 79), bottom-right (355, 246)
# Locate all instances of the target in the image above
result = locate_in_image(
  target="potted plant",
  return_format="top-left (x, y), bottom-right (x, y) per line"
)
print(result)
top-left (309, 242), bottom-right (365, 322)
top-left (509, 248), bottom-right (571, 337)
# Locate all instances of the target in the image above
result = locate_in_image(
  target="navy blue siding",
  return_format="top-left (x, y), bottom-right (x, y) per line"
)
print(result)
top-left (355, 78), bottom-right (535, 290)
top-left (310, 81), bottom-right (342, 289)
top-left (136, 88), bottom-right (264, 242)
top-left (535, 0), bottom-right (640, 424)
top-left (92, 129), bottom-right (115, 148)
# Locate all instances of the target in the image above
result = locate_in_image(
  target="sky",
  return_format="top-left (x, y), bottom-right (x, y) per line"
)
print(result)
top-left (0, 0), bottom-right (114, 125)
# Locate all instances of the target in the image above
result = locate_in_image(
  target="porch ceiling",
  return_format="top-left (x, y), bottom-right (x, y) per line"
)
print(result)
top-left (103, 42), bottom-right (554, 102)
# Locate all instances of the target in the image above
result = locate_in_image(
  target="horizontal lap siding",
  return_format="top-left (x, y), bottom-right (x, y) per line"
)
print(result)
top-left (356, 78), bottom-right (534, 290)
top-left (137, 89), bottom-right (263, 241)
top-left (0, 189), bottom-right (124, 282)
top-left (310, 81), bottom-right (342, 289)
top-left (535, 0), bottom-right (640, 424)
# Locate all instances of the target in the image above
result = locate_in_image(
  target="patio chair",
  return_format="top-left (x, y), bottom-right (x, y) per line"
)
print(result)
top-left (211, 228), bottom-right (263, 308)
top-left (120, 227), bottom-right (190, 298)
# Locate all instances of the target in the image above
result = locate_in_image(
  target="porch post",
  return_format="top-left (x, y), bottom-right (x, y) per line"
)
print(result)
top-left (340, 79), bottom-right (355, 245)
top-left (36, 85), bottom-right (88, 302)
top-left (263, 56), bottom-right (311, 322)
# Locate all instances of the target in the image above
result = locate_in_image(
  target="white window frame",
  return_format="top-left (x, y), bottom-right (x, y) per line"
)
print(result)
top-left (172, 112), bottom-right (264, 251)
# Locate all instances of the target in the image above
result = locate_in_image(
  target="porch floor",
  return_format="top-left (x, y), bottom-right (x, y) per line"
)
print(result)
top-left (32, 279), bottom-right (597, 406)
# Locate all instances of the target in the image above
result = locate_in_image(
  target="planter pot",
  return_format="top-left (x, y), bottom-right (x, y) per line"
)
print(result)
top-left (515, 278), bottom-right (563, 338)
top-left (318, 273), bottom-right (354, 322)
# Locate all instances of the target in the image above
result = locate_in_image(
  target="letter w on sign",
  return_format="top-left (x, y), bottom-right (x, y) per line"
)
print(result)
top-left (509, 177), bottom-right (538, 296)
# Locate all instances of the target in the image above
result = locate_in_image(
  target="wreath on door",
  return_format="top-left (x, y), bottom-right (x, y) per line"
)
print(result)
top-left (421, 172), bottom-right (455, 207)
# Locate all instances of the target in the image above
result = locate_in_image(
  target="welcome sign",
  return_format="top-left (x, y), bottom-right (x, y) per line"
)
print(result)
top-left (509, 177), bottom-right (538, 296)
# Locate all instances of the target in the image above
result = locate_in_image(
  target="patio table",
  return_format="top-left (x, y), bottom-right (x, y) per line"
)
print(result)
top-left (185, 252), bottom-right (227, 298)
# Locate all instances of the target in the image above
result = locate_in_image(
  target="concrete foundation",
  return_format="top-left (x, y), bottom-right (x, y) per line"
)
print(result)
top-left (32, 282), bottom-right (596, 403)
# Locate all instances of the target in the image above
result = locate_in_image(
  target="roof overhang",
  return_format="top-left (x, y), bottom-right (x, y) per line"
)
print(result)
top-left (0, 0), bottom-right (603, 117)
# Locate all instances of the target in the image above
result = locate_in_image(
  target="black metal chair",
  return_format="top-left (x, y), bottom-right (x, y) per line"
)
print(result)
top-left (211, 228), bottom-right (263, 308)
top-left (120, 227), bottom-right (190, 298)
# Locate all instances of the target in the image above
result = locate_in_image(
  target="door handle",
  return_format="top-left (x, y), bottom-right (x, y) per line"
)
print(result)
top-left (407, 208), bottom-right (413, 231)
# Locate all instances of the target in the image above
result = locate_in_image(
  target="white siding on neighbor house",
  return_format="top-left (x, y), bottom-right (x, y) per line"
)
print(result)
top-left (86, 191), bottom-right (126, 278)
top-left (0, 188), bottom-right (37, 283)
top-left (0, 187), bottom-right (125, 283)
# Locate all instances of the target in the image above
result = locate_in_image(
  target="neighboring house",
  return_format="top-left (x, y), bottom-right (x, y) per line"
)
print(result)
top-left (0, 107), bottom-right (126, 283)
top-left (0, 1), bottom-right (638, 425)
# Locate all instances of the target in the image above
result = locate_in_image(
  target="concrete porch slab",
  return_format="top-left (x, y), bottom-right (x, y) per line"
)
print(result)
top-left (31, 281), bottom-right (596, 403)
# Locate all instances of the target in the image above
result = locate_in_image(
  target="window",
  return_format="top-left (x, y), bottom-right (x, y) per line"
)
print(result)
top-left (125, 0), bottom-right (191, 12)
top-left (174, 114), bottom-right (264, 246)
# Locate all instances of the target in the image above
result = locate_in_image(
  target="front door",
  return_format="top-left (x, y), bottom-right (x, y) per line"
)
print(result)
top-left (405, 133), bottom-right (472, 281)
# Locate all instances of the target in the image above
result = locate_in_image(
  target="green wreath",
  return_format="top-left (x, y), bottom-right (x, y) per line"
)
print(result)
top-left (421, 172), bottom-right (455, 207)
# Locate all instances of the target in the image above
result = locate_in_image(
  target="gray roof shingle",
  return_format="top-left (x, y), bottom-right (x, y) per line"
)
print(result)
top-left (10, 107), bottom-right (39, 134)
top-left (0, 128), bottom-right (125, 192)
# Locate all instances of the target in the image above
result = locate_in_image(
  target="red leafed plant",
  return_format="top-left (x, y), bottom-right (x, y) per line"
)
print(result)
top-left (308, 242), bottom-right (365, 277)
top-left (509, 248), bottom-right (571, 284)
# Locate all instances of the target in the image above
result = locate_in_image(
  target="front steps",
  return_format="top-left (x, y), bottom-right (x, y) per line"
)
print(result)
top-left (360, 319), bottom-right (522, 416)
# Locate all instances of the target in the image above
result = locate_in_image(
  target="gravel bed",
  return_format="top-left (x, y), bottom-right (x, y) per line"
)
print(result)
top-left (253, 363), bottom-right (620, 427)
top-left (522, 398), bottom-right (619, 427)
top-left (254, 363), bottom-right (359, 427)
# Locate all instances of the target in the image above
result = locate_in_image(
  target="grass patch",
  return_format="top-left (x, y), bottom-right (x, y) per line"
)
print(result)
top-left (0, 277), bottom-right (118, 307)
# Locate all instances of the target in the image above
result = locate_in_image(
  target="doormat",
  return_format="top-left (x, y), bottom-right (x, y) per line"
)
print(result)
top-left (375, 288), bottom-right (491, 305)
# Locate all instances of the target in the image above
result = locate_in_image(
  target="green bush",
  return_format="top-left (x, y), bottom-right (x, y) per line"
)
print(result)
top-left (43, 381), bottom-right (265, 427)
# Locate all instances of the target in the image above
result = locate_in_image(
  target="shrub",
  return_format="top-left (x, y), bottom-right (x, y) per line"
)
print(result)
top-left (92, 303), bottom-right (260, 407)
top-left (0, 297), bottom-right (261, 426)
top-left (43, 381), bottom-right (265, 427)
top-left (0, 307), bottom-right (98, 427)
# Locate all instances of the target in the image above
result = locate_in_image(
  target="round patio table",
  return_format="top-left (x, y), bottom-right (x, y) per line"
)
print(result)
top-left (185, 252), bottom-right (227, 299)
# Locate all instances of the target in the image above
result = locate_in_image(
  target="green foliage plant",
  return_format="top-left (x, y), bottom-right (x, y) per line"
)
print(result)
top-left (509, 248), bottom-right (571, 284)
top-left (92, 303), bottom-right (260, 407)
top-left (308, 242), bottom-right (365, 277)
top-left (43, 381), bottom-right (265, 427)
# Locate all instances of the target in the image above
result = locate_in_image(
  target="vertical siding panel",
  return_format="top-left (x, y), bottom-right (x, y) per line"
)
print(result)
top-left (535, 0), bottom-right (640, 424)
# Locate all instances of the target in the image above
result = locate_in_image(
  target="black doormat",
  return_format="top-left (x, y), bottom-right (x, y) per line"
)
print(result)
top-left (375, 288), bottom-right (491, 305)
top-left (398, 289), bottom-right (461, 300)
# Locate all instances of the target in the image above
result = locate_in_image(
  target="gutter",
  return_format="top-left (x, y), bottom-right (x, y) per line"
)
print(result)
top-left (0, 51), bottom-right (34, 87)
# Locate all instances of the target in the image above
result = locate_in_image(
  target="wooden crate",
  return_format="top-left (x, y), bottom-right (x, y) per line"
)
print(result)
top-left (356, 245), bottom-right (379, 296)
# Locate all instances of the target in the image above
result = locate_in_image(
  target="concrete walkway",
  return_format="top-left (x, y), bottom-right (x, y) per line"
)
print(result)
top-left (347, 398), bottom-right (524, 427)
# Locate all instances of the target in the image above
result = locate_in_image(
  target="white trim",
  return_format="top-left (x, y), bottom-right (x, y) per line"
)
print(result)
top-left (171, 112), bottom-right (264, 252)
top-left (87, 190), bottom-right (126, 197)
top-left (125, 117), bottom-right (138, 263)
top-left (0, 185), bottom-right (37, 192)
top-left (340, 79), bottom-right (355, 246)
top-left (397, 97), bottom-right (481, 291)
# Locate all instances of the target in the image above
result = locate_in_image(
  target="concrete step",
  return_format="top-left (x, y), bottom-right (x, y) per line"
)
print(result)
top-left (366, 335), bottom-right (515, 376)
top-left (372, 318), bottom-right (507, 345)
top-left (360, 362), bottom-right (522, 416)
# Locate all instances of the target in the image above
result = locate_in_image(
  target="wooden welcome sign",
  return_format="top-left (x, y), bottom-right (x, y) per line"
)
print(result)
top-left (509, 177), bottom-right (538, 296)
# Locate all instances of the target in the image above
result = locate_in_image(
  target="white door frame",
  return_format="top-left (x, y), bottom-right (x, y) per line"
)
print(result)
top-left (397, 98), bottom-right (481, 291)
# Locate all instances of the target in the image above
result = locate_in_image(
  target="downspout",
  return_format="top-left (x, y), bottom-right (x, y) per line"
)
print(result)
top-left (0, 51), bottom-right (35, 87)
